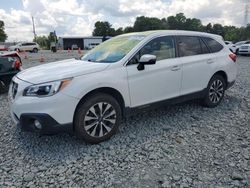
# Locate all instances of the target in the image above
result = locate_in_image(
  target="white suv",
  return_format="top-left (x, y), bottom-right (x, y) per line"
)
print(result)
top-left (8, 42), bottom-right (40, 53)
top-left (9, 30), bottom-right (238, 143)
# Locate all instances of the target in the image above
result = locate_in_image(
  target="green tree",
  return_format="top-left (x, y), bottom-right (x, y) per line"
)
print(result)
top-left (167, 13), bottom-right (187, 30)
top-left (93, 21), bottom-right (116, 36)
top-left (124, 26), bottom-right (134, 33)
top-left (115, 27), bottom-right (123, 35)
top-left (0, 20), bottom-right (7, 42)
top-left (34, 35), bottom-right (49, 49)
top-left (212, 24), bottom-right (225, 37)
top-left (92, 13), bottom-right (250, 42)
top-left (204, 23), bottom-right (213, 33)
top-left (133, 16), bottom-right (166, 32)
top-left (185, 18), bottom-right (203, 31)
top-left (48, 31), bottom-right (57, 43)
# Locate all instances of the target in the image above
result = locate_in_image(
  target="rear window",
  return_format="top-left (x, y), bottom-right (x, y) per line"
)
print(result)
top-left (202, 37), bottom-right (223, 53)
top-left (177, 36), bottom-right (202, 57)
top-left (200, 38), bottom-right (210, 54)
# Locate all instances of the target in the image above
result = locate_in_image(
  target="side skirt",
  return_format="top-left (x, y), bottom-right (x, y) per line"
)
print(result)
top-left (124, 89), bottom-right (207, 116)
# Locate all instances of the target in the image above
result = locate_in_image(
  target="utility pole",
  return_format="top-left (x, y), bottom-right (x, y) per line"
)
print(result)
top-left (32, 16), bottom-right (36, 41)
top-left (244, 4), bottom-right (249, 26)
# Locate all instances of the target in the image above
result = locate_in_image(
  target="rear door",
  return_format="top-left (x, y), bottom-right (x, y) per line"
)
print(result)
top-left (20, 43), bottom-right (28, 51)
top-left (177, 36), bottom-right (213, 95)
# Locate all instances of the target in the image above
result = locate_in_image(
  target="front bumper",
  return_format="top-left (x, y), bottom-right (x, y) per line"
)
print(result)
top-left (227, 80), bottom-right (235, 89)
top-left (9, 76), bottom-right (80, 134)
top-left (239, 50), bottom-right (250, 55)
top-left (15, 113), bottom-right (73, 134)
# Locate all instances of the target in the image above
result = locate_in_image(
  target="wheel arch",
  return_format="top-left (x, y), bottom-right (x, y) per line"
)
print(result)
top-left (73, 87), bottom-right (125, 129)
top-left (211, 70), bottom-right (228, 88)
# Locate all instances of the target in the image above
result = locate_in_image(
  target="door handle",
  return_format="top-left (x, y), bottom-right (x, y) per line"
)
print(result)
top-left (207, 59), bottom-right (214, 64)
top-left (171, 65), bottom-right (181, 71)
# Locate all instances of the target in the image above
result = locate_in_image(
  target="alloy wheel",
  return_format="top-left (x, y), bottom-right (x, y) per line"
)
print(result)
top-left (209, 79), bottom-right (224, 103)
top-left (83, 102), bottom-right (116, 137)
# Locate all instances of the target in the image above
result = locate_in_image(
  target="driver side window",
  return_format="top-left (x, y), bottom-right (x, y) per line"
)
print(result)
top-left (128, 36), bottom-right (176, 65)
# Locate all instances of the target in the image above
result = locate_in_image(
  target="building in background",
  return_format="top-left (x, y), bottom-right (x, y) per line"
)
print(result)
top-left (58, 36), bottom-right (111, 50)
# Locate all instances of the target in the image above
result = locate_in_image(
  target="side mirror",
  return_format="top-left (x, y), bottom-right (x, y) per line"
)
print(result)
top-left (137, 54), bottom-right (156, 71)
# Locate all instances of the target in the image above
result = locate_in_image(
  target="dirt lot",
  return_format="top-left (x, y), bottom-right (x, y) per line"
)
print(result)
top-left (0, 52), bottom-right (249, 187)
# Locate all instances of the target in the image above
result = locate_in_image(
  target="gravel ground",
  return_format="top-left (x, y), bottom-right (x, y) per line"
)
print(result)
top-left (20, 50), bottom-right (86, 69)
top-left (0, 52), bottom-right (249, 187)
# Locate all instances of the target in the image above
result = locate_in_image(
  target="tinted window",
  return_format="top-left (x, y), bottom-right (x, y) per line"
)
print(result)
top-left (177, 36), bottom-right (202, 57)
top-left (129, 36), bottom-right (176, 65)
top-left (203, 37), bottom-right (223, 53)
top-left (200, 39), bottom-right (210, 54)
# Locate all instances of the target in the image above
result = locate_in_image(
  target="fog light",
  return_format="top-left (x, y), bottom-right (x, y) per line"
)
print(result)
top-left (34, 120), bottom-right (42, 130)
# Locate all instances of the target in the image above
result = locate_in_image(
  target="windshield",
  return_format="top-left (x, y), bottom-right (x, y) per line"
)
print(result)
top-left (81, 35), bottom-right (145, 63)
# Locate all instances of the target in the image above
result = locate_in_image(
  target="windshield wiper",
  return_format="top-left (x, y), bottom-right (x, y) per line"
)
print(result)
top-left (87, 59), bottom-right (96, 62)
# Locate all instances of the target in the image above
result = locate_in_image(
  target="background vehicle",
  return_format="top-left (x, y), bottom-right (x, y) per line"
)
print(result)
top-left (0, 57), bottom-right (22, 93)
top-left (0, 45), bottom-right (8, 51)
top-left (71, 44), bottom-right (78, 50)
top-left (8, 42), bottom-right (40, 53)
top-left (9, 30), bottom-right (237, 143)
top-left (230, 41), bottom-right (250, 54)
top-left (88, 43), bottom-right (100, 49)
top-left (225, 41), bottom-right (233, 45)
top-left (239, 43), bottom-right (250, 55)
top-left (0, 51), bottom-right (22, 62)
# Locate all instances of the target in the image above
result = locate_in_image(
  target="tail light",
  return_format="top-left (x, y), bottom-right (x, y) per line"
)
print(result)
top-left (229, 53), bottom-right (237, 63)
top-left (12, 60), bottom-right (22, 70)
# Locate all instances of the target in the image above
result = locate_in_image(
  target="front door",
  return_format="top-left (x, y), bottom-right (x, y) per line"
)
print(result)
top-left (126, 36), bottom-right (182, 107)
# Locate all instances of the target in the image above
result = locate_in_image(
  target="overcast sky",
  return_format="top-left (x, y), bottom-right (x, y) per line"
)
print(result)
top-left (0, 0), bottom-right (248, 42)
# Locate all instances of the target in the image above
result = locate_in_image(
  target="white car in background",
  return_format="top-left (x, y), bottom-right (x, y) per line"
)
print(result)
top-left (9, 30), bottom-right (238, 143)
top-left (8, 42), bottom-right (40, 53)
top-left (230, 41), bottom-right (250, 54)
top-left (239, 43), bottom-right (250, 55)
top-left (225, 41), bottom-right (233, 46)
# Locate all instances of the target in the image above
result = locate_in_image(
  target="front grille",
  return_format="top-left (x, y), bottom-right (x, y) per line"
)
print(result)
top-left (241, 46), bottom-right (249, 49)
top-left (12, 81), bottom-right (18, 99)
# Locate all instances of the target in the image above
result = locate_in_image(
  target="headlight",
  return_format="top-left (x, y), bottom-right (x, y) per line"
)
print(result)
top-left (23, 79), bottom-right (72, 97)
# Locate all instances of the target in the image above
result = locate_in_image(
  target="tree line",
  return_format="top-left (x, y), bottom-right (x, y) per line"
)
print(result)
top-left (0, 20), bottom-right (7, 42)
top-left (93, 13), bottom-right (250, 42)
top-left (1, 13), bottom-right (249, 44)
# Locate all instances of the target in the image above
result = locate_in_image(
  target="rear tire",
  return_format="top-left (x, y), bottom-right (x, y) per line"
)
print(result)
top-left (202, 75), bottom-right (226, 108)
top-left (236, 49), bottom-right (239, 55)
top-left (74, 93), bottom-right (122, 144)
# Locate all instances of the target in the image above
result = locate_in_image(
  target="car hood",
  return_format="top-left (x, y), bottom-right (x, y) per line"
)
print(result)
top-left (17, 58), bottom-right (110, 84)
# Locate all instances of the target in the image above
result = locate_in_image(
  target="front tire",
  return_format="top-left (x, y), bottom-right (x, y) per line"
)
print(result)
top-left (74, 93), bottom-right (122, 144)
top-left (33, 48), bottom-right (38, 53)
top-left (202, 75), bottom-right (226, 108)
